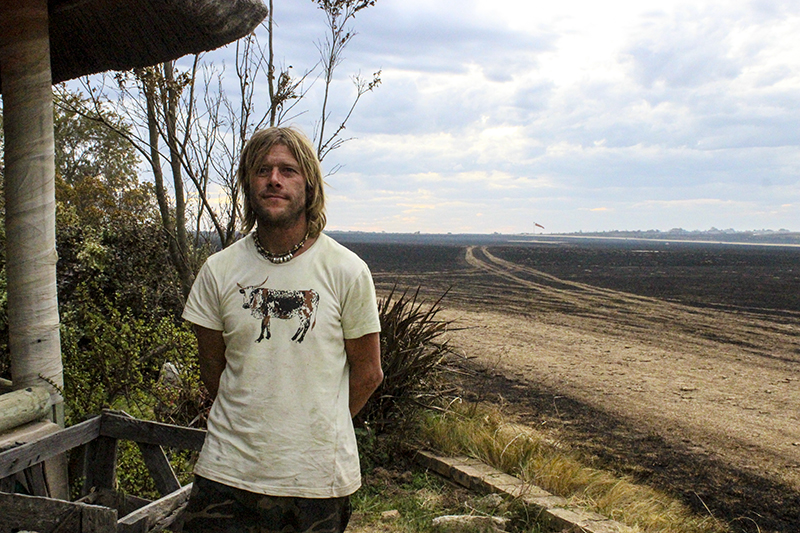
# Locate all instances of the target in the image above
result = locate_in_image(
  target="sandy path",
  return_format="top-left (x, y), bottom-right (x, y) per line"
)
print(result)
top-left (442, 307), bottom-right (800, 490)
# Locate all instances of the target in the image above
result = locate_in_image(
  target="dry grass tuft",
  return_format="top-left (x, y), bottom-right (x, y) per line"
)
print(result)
top-left (418, 402), bottom-right (729, 533)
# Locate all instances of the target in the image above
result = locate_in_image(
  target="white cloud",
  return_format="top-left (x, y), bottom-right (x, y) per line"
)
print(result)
top-left (148, 0), bottom-right (800, 233)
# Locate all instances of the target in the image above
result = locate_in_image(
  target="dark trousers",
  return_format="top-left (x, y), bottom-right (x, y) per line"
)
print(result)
top-left (179, 475), bottom-right (352, 533)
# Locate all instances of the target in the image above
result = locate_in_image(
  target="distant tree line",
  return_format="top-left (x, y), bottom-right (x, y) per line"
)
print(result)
top-left (572, 229), bottom-right (800, 244)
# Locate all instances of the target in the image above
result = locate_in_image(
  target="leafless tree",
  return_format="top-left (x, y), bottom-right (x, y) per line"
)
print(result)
top-left (57, 0), bottom-right (380, 300)
top-left (313, 0), bottom-right (381, 163)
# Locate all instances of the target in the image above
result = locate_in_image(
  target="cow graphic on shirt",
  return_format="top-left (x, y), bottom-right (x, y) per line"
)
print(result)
top-left (237, 278), bottom-right (318, 343)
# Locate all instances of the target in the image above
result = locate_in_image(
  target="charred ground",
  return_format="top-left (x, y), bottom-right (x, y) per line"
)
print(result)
top-left (345, 239), bottom-right (800, 315)
top-left (341, 236), bottom-right (800, 533)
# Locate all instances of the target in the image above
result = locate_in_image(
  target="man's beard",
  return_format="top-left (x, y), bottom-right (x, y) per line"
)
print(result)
top-left (251, 196), bottom-right (306, 229)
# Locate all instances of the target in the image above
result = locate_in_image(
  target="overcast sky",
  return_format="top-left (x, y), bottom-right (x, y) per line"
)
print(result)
top-left (233, 0), bottom-right (799, 234)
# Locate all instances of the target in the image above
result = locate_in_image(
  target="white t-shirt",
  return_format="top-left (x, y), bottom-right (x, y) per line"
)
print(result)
top-left (182, 233), bottom-right (381, 498)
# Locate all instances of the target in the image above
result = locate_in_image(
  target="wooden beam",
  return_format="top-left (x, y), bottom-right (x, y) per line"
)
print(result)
top-left (0, 416), bottom-right (101, 478)
top-left (78, 487), bottom-right (151, 518)
top-left (0, 491), bottom-right (117, 533)
top-left (100, 411), bottom-right (206, 451)
top-left (83, 435), bottom-right (118, 493)
top-left (104, 411), bottom-right (186, 496)
top-left (0, 0), bottom-right (63, 407)
top-left (81, 505), bottom-right (120, 533)
top-left (137, 442), bottom-right (181, 496)
top-left (23, 461), bottom-right (48, 497)
top-left (0, 419), bottom-right (60, 452)
top-left (0, 420), bottom-right (69, 500)
top-left (118, 483), bottom-right (193, 533)
top-left (0, 386), bottom-right (49, 433)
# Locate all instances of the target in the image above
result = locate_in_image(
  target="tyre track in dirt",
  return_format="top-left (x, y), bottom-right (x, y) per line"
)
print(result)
top-left (464, 246), bottom-right (800, 365)
top-left (383, 246), bottom-right (800, 532)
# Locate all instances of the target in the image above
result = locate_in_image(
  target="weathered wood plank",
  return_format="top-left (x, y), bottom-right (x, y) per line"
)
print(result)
top-left (0, 420), bottom-right (61, 497)
top-left (23, 461), bottom-right (48, 496)
top-left (138, 442), bottom-right (181, 496)
top-left (118, 483), bottom-right (193, 533)
top-left (0, 475), bottom-right (14, 492)
top-left (78, 488), bottom-right (151, 517)
top-left (43, 451), bottom-right (70, 501)
top-left (84, 435), bottom-right (119, 492)
top-left (0, 419), bottom-right (60, 453)
top-left (100, 411), bottom-right (206, 451)
top-left (0, 419), bottom-right (70, 500)
top-left (108, 411), bottom-right (183, 496)
top-left (0, 386), bottom-right (50, 433)
top-left (0, 491), bottom-right (117, 533)
top-left (119, 519), bottom-right (148, 533)
top-left (81, 504), bottom-right (119, 533)
top-left (0, 416), bottom-right (101, 478)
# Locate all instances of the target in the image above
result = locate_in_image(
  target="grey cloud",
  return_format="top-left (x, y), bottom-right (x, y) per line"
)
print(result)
top-left (511, 80), bottom-right (554, 115)
top-left (753, 65), bottom-right (794, 88)
top-left (747, 0), bottom-right (800, 20)
top-left (351, 3), bottom-right (557, 74)
top-left (623, 6), bottom-right (746, 89)
top-left (272, 2), bottom-right (799, 232)
top-left (626, 38), bottom-right (741, 89)
top-left (629, 44), bottom-right (740, 88)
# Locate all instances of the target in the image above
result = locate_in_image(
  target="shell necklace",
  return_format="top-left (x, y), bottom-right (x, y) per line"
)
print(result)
top-left (253, 231), bottom-right (308, 264)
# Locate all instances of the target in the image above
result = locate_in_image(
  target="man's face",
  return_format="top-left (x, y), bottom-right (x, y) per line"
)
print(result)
top-left (249, 144), bottom-right (307, 230)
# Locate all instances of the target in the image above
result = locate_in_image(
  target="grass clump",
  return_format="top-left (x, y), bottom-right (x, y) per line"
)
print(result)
top-left (350, 467), bottom-right (543, 533)
top-left (418, 402), bottom-right (729, 533)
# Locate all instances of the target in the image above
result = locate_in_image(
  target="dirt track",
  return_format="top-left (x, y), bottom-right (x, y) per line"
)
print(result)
top-left (368, 244), bottom-right (800, 533)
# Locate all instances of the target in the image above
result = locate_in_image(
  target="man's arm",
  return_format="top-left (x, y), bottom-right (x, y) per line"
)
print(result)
top-left (194, 325), bottom-right (227, 400)
top-left (345, 332), bottom-right (383, 417)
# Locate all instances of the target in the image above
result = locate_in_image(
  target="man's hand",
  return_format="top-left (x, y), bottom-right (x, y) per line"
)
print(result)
top-left (194, 325), bottom-right (226, 400)
top-left (345, 332), bottom-right (383, 417)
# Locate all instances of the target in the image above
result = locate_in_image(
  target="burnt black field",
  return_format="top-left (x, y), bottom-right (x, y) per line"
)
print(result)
top-left (335, 232), bottom-right (800, 532)
top-left (491, 242), bottom-right (800, 315)
top-left (332, 232), bottom-right (800, 316)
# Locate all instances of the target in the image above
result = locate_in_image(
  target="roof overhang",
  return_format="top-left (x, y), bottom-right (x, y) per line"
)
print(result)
top-left (0, 0), bottom-right (267, 89)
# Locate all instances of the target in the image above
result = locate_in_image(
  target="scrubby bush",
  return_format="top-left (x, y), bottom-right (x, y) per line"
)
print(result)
top-left (359, 286), bottom-right (455, 435)
top-left (53, 166), bottom-right (195, 424)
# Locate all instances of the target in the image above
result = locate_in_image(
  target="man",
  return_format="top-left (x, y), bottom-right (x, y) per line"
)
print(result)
top-left (179, 127), bottom-right (383, 533)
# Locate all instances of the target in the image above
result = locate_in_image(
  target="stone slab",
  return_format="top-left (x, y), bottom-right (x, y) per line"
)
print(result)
top-left (415, 450), bottom-right (630, 533)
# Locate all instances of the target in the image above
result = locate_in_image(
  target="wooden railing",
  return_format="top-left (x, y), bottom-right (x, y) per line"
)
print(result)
top-left (0, 410), bottom-right (206, 533)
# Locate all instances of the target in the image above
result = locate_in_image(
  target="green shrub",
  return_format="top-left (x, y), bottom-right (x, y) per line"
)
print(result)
top-left (359, 286), bottom-right (455, 435)
top-left (60, 286), bottom-right (198, 424)
top-left (116, 440), bottom-right (160, 500)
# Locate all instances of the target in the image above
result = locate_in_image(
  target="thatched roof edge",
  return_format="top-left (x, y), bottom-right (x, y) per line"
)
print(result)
top-left (0, 0), bottom-right (267, 90)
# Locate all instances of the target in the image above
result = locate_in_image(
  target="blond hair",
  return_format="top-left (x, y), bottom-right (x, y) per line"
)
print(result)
top-left (238, 127), bottom-right (326, 238)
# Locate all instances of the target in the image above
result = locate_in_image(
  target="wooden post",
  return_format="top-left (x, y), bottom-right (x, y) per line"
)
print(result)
top-left (137, 442), bottom-right (181, 496)
top-left (107, 411), bottom-right (182, 496)
top-left (0, 386), bottom-right (50, 433)
top-left (23, 462), bottom-right (48, 496)
top-left (83, 436), bottom-right (119, 494)
top-left (0, 0), bottom-right (67, 500)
